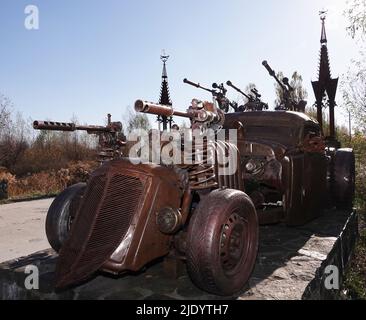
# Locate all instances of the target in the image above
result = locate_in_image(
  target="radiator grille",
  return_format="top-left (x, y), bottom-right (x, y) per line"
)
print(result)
top-left (55, 173), bottom-right (144, 288)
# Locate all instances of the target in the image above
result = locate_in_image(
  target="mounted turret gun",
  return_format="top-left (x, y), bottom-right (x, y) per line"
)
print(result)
top-left (262, 60), bottom-right (293, 111)
top-left (226, 81), bottom-right (268, 112)
top-left (262, 60), bottom-right (306, 112)
top-left (134, 98), bottom-right (225, 131)
top-left (183, 78), bottom-right (237, 113)
top-left (33, 114), bottom-right (126, 162)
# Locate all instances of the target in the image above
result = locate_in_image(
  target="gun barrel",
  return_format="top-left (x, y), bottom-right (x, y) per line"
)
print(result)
top-left (33, 120), bottom-right (76, 131)
top-left (226, 81), bottom-right (251, 100)
top-left (262, 60), bottom-right (287, 91)
top-left (33, 120), bottom-right (111, 132)
top-left (183, 78), bottom-right (213, 94)
top-left (183, 78), bottom-right (199, 88)
top-left (134, 100), bottom-right (190, 118)
top-left (262, 60), bottom-right (275, 76)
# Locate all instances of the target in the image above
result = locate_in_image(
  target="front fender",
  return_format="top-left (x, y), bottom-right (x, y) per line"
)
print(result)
top-left (55, 159), bottom-right (183, 288)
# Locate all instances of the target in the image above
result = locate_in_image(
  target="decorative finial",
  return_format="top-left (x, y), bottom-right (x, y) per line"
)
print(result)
top-left (319, 9), bottom-right (328, 21)
top-left (158, 50), bottom-right (173, 130)
top-left (319, 9), bottom-right (328, 44)
top-left (160, 49), bottom-right (169, 63)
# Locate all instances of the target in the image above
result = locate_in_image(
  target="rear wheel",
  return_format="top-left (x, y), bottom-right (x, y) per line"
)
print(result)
top-left (186, 189), bottom-right (258, 296)
top-left (332, 148), bottom-right (355, 210)
top-left (45, 183), bottom-right (86, 252)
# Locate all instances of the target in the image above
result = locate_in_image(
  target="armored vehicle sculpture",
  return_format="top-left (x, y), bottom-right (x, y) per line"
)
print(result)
top-left (33, 65), bottom-right (355, 296)
top-left (31, 10), bottom-right (355, 295)
top-left (34, 100), bottom-right (259, 296)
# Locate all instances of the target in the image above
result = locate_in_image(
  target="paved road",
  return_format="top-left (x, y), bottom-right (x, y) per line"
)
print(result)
top-left (0, 199), bottom-right (54, 263)
top-left (0, 209), bottom-right (356, 300)
top-left (0, 199), bottom-right (356, 300)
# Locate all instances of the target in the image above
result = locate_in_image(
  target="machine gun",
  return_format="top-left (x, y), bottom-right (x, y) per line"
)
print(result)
top-left (134, 98), bottom-right (225, 131)
top-left (251, 88), bottom-right (261, 100)
top-left (183, 78), bottom-right (237, 113)
top-left (33, 114), bottom-right (126, 162)
top-left (226, 81), bottom-right (268, 112)
top-left (250, 88), bottom-right (269, 110)
top-left (134, 98), bottom-right (228, 191)
top-left (262, 60), bottom-right (306, 112)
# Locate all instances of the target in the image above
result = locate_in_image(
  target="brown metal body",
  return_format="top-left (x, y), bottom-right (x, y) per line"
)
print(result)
top-left (56, 159), bottom-right (185, 287)
top-left (55, 137), bottom-right (243, 287)
top-left (224, 111), bottom-right (327, 226)
top-left (51, 98), bottom-right (330, 290)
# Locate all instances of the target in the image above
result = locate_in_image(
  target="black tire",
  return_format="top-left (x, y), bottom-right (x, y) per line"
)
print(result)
top-left (332, 148), bottom-right (355, 210)
top-left (186, 189), bottom-right (258, 296)
top-left (45, 183), bottom-right (86, 252)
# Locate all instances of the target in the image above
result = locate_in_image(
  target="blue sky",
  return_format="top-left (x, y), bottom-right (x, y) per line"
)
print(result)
top-left (0, 0), bottom-right (359, 128)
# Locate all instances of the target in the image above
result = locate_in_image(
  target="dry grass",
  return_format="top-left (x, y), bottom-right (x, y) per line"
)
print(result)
top-left (7, 172), bottom-right (64, 198)
top-left (343, 211), bottom-right (366, 300)
top-left (0, 161), bottom-right (97, 200)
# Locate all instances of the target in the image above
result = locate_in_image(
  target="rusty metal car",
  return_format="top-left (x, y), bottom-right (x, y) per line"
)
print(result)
top-left (222, 62), bottom-right (354, 228)
top-left (34, 89), bottom-right (354, 296)
top-left (224, 110), bottom-right (340, 226)
top-left (35, 100), bottom-right (259, 296)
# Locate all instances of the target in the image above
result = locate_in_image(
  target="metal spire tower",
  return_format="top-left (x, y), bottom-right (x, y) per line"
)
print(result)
top-left (312, 11), bottom-right (339, 139)
top-left (158, 51), bottom-right (173, 131)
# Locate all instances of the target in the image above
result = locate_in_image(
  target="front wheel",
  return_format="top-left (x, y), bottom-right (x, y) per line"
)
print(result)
top-left (45, 183), bottom-right (86, 252)
top-left (186, 189), bottom-right (259, 296)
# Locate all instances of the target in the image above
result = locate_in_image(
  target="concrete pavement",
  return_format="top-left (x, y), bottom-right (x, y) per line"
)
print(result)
top-left (0, 199), bottom-right (54, 263)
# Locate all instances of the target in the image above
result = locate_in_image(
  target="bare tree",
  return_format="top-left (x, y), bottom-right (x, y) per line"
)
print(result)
top-left (342, 56), bottom-right (366, 131)
top-left (345, 0), bottom-right (366, 40)
top-left (243, 83), bottom-right (257, 103)
top-left (127, 109), bottom-right (151, 133)
top-left (0, 111), bottom-right (29, 171)
top-left (0, 94), bottom-right (12, 135)
top-left (341, 0), bottom-right (366, 130)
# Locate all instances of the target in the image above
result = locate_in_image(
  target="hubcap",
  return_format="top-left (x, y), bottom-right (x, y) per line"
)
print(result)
top-left (219, 212), bottom-right (247, 274)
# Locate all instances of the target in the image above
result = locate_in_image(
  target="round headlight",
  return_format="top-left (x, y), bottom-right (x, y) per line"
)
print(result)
top-left (156, 207), bottom-right (182, 234)
top-left (245, 160), bottom-right (256, 173)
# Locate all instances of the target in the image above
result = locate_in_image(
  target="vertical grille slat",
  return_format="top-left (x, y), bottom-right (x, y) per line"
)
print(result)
top-left (56, 173), bottom-right (144, 287)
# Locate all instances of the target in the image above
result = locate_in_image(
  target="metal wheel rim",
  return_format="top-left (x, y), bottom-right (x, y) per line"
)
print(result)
top-left (219, 212), bottom-right (248, 275)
